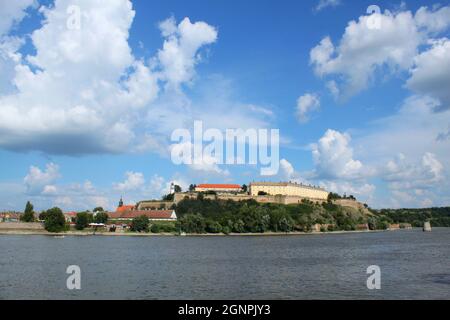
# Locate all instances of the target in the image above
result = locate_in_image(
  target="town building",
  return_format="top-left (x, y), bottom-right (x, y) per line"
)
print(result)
top-left (116, 197), bottom-right (135, 212)
top-left (249, 182), bottom-right (329, 201)
top-left (0, 212), bottom-right (21, 222)
top-left (195, 184), bottom-right (242, 193)
top-left (108, 198), bottom-right (177, 222)
top-left (63, 212), bottom-right (77, 223)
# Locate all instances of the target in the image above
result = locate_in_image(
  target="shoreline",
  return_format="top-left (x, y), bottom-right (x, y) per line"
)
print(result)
top-left (0, 229), bottom-right (401, 237)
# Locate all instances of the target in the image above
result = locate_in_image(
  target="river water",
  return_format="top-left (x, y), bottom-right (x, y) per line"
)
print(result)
top-left (0, 228), bottom-right (449, 299)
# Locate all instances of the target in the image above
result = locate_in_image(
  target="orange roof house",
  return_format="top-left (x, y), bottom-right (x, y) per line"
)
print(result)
top-left (116, 205), bottom-right (135, 212)
top-left (115, 197), bottom-right (136, 212)
top-left (63, 211), bottom-right (77, 223)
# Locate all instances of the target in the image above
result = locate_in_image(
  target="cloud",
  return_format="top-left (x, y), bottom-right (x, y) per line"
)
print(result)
top-left (0, 1), bottom-right (220, 156)
top-left (383, 152), bottom-right (444, 190)
top-left (280, 159), bottom-right (295, 180)
top-left (113, 172), bottom-right (190, 203)
top-left (314, 0), bottom-right (341, 12)
top-left (278, 159), bottom-right (310, 184)
top-left (296, 93), bottom-right (320, 123)
top-left (0, 0), bottom-right (156, 154)
top-left (113, 172), bottom-right (145, 191)
top-left (277, 157), bottom-right (375, 203)
top-left (310, 5), bottom-right (450, 100)
top-left (0, 0), bottom-right (35, 36)
top-left (0, 0), bottom-right (35, 94)
top-left (0, 1), bottom-right (274, 162)
top-left (170, 141), bottom-right (230, 176)
top-left (414, 5), bottom-right (450, 34)
top-left (355, 95), bottom-right (450, 162)
top-left (311, 129), bottom-right (369, 180)
top-left (344, 95), bottom-right (450, 208)
top-left (157, 16), bottom-right (218, 89)
top-left (310, 10), bottom-right (420, 99)
top-left (24, 163), bottom-right (60, 195)
top-left (319, 180), bottom-right (376, 202)
top-left (52, 181), bottom-right (110, 211)
top-left (437, 126), bottom-right (450, 141)
top-left (406, 38), bottom-right (450, 111)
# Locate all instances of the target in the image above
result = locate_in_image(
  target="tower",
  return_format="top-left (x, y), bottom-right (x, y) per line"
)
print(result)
top-left (170, 182), bottom-right (175, 194)
top-left (118, 196), bottom-right (124, 208)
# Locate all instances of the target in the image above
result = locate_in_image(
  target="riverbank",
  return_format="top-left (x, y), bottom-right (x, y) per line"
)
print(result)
top-left (0, 228), bottom-right (398, 237)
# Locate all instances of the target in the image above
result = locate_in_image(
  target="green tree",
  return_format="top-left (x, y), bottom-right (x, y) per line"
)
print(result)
top-left (39, 211), bottom-right (47, 221)
top-left (277, 214), bottom-right (295, 232)
top-left (93, 207), bottom-right (104, 213)
top-left (75, 212), bottom-right (93, 230)
top-left (242, 184), bottom-right (248, 193)
top-left (94, 212), bottom-right (109, 224)
top-left (327, 192), bottom-right (342, 201)
top-left (232, 219), bottom-right (245, 233)
top-left (162, 193), bottom-right (175, 201)
top-left (21, 201), bottom-right (35, 222)
top-left (243, 207), bottom-right (270, 233)
top-left (150, 224), bottom-right (161, 233)
top-left (178, 214), bottom-right (206, 233)
top-left (43, 207), bottom-right (66, 233)
top-left (174, 184), bottom-right (182, 193)
top-left (205, 220), bottom-right (222, 233)
top-left (131, 215), bottom-right (150, 233)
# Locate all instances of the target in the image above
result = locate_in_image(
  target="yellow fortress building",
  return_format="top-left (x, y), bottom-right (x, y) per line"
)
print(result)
top-left (249, 182), bottom-right (329, 201)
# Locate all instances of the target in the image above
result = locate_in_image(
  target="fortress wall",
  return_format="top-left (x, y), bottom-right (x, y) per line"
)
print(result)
top-left (173, 193), bottom-right (329, 206)
top-left (333, 199), bottom-right (365, 210)
top-left (137, 201), bottom-right (173, 210)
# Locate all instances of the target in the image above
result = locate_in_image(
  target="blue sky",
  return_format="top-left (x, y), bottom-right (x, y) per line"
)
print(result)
top-left (1, 0), bottom-right (449, 211)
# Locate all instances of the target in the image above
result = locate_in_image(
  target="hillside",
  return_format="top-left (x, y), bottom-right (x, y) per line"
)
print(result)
top-left (374, 207), bottom-right (450, 227)
top-left (173, 197), bottom-right (391, 234)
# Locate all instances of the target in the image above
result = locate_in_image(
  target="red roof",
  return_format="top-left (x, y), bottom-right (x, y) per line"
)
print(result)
top-left (116, 205), bottom-right (135, 212)
top-left (0, 212), bottom-right (21, 219)
top-left (108, 210), bottom-right (175, 220)
top-left (64, 212), bottom-right (77, 217)
top-left (196, 184), bottom-right (241, 189)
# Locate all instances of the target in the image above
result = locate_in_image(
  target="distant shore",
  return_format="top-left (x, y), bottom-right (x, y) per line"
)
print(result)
top-left (0, 228), bottom-right (400, 237)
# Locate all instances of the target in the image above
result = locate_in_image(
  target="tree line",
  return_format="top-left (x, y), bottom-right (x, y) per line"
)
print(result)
top-left (17, 202), bottom-right (109, 232)
top-left (172, 197), bottom-right (391, 234)
top-left (374, 207), bottom-right (450, 227)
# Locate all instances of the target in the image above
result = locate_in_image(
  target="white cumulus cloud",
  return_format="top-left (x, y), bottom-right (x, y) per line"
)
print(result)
top-left (157, 16), bottom-right (218, 89)
top-left (310, 5), bottom-right (450, 102)
top-left (24, 162), bottom-right (61, 195)
top-left (296, 93), bottom-right (320, 123)
top-left (311, 129), bottom-right (369, 180)
top-left (0, 0), bottom-right (35, 36)
top-left (406, 38), bottom-right (450, 111)
top-left (113, 172), bottom-right (146, 192)
top-left (0, 1), bottom-right (221, 156)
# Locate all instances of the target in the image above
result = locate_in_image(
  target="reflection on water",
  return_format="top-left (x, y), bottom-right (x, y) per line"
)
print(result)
top-left (0, 228), bottom-right (449, 300)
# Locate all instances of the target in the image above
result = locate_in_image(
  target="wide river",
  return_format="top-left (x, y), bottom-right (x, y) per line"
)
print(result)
top-left (0, 228), bottom-right (449, 299)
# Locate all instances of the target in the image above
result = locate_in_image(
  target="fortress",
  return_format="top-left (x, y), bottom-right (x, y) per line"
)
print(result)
top-left (136, 182), bottom-right (330, 210)
top-left (249, 182), bottom-right (329, 200)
